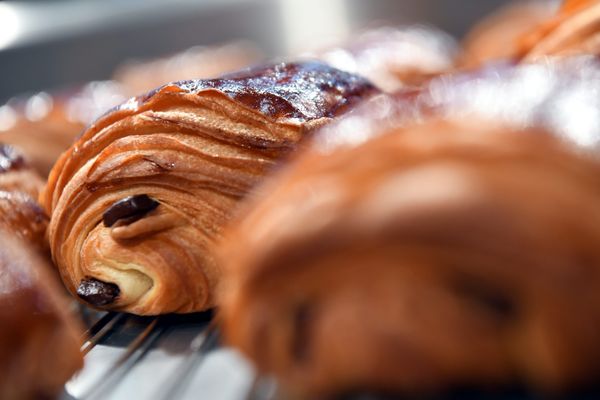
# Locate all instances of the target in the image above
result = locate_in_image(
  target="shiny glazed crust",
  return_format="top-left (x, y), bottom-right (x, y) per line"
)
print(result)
top-left (219, 118), bottom-right (600, 395)
top-left (42, 61), bottom-right (377, 315)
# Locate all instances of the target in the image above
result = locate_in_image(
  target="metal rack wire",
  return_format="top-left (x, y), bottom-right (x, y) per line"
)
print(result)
top-left (62, 309), bottom-right (275, 400)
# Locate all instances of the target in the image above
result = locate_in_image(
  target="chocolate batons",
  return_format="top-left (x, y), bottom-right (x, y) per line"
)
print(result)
top-left (219, 58), bottom-right (600, 396)
top-left (41, 61), bottom-right (377, 315)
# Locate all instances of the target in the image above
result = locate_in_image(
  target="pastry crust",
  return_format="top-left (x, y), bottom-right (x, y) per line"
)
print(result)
top-left (0, 144), bottom-right (47, 249)
top-left (0, 83), bottom-right (126, 176)
top-left (0, 144), bottom-right (82, 399)
top-left (218, 57), bottom-right (600, 396)
top-left (219, 116), bottom-right (600, 395)
top-left (519, 0), bottom-right (600, 60)
top-left (113, 41), bottom-right (263, 96)
top-left (42, 61), bottom-right (378, 315)
top-left (308, 26), bottom-right (457, 91)
top-left (460, 1), bottom-right (557, 68)
top-left (0, 232), bottom-right (83, 400)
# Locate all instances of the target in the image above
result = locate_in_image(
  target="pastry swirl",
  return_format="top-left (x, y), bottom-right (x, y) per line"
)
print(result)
top-left (42, 61), bottom-right (377, 315)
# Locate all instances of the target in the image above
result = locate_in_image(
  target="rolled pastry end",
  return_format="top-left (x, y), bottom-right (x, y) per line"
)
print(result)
top-left (76, 263), bottom-right (155, 309)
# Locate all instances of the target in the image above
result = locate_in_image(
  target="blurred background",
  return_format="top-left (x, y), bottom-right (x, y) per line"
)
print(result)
top-left (0, 0), bottom-right (518, 103)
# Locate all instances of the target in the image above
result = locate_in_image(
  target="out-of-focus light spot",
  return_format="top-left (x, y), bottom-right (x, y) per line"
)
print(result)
top-left (549, 85), bottom-right (600, 147)
top-left (0, 3), bottom-right (21, 50)
top-left (279, 0), bottom-right (349, 55)
top-left (66, 81), bottom-right (127, 124)
top-left (25, 92), bottom-right (53, 121)
top-left (0, 105), bottom-right (17, 131)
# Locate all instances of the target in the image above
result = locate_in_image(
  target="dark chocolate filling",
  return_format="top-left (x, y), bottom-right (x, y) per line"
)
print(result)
top-left (452, 277), bottom-right (516, 320)
top-left (103, 194), bottom-right (159, 227)
top-left (292, 303), bottom-right (313, 364)
top-left (77, 277), bottom-right (120, 306)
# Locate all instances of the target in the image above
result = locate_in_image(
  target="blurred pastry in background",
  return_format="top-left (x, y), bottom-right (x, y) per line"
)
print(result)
top-left (306, 26), bottom-right (458, 91)
top-left (519, 0), bottom-right (600, 60)
top-left (0, 82), bottom-right (127, 176)
top-left (0, 145), bottom-right (83, 400)
top-left (42, 61), bottom-right (378, 316)
top-left (0, 143), bottom-right (44, 199)
top-left (314, 55), bottom-right (600, 152)
top-left (0, 232), bottom-right (83, 400)
top-left (0, 143), bottom-right (48, 249)
top-left (113, 41), bottom-right (263, 96)
top-left (460, 0), bottom-right (558, 68)
top-left (219, 56), bottom-right (600, 397)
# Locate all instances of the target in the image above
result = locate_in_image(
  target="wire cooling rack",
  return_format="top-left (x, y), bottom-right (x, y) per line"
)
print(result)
top-left (60, 309), bottom-right (279, 400)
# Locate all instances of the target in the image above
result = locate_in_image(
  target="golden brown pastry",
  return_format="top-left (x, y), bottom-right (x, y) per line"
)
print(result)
top-left (0, 144), bottom-right (83, 400)
top-left (519, 0), bottom-right (600, 60)
top-left (0, 82), bottom-right (126, 176)
top-left (113, 41), bottom-right (263, 96)
top-left (0, 144), bottom-right (47, 249)
top-left (0, 232), bottom-right (83, 400)
top-left (42, 61), bottom-right (378, 315)
top-left (460, 1), bottom-right (558, 68)
top-left (306, 26), bottom-right (458, 91)
top-left (219, 58), bottom-right (600, 396)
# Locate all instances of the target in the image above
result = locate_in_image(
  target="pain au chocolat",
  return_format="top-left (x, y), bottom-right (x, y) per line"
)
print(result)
top-left (309, 26), bottom-right (458, 92)
top-left (519, 0), bottom-right (600, 60)
top-left (113, 41), bottom-right (262, 96)
top-left (0, 83), bottom-right (126, 176)
top-left (0, 145), bottom-right (83, 400)
top-left (219, 57), bottom-right (600, 396)
top-left (460, 0), bottom-right (557, 68)
top-left (41, 61), bottom-right (377, 315)
top-left (0, 144), bottom-right (47, 249)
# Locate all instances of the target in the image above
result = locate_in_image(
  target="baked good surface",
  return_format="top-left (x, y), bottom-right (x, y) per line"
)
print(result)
top-left (113, 41), bottom-right (263, 96)
top-left (220, 115), bottom-right (600, 396)
top-left (308, 26), bottom-right (457, 92)
top-left (315, 56), bottom-right (600, 152)
top-left (219, 56), bottom-right (600, 396)
top-left (0, 146), bottom-right (82, 399)
top-left (519, 0), bottom-right (600, 60)
top-left (0, 144), bottom-right (48, 249)
top-left (42, 61), bottom-right (378, 315)
top-left (460, 1), bottom-right (557, 67)
top-left (0, 231), bottom-right (83, 400)
top-left (0, 83), bottom-right (126, 176)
